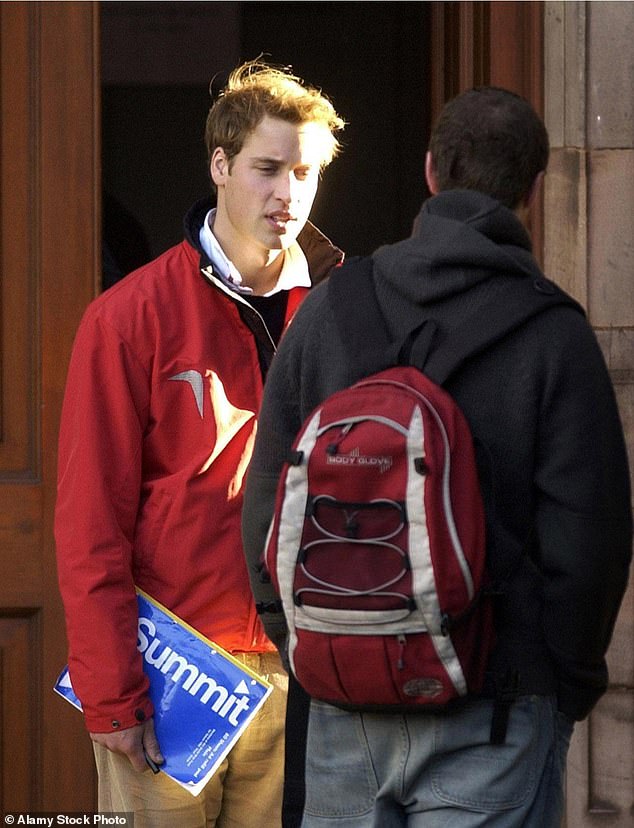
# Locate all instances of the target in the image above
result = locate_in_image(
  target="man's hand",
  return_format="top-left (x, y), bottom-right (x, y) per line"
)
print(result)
top-left (90, 717), bottom-right (164, 773)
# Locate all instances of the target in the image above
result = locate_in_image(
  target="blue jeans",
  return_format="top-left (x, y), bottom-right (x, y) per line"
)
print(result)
top-left (301, 695), bottom-right (574, 827)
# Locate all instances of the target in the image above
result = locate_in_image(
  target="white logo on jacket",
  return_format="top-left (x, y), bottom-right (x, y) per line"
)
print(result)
top-left (169, 370), bottom-right (204, 418)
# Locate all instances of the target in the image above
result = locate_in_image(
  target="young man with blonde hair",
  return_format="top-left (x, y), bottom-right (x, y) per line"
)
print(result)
top-left (55, 59), bottom-right (344, 827)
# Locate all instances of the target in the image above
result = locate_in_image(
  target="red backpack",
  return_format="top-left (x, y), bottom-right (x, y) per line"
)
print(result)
top-left (263, 257), bottom-right (583, 735)
top-left (265, 362), bottom-right (490, 708)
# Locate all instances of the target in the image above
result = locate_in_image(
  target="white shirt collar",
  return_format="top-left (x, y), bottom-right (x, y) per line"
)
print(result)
top-left (199, 209), bottom-right (311, 296)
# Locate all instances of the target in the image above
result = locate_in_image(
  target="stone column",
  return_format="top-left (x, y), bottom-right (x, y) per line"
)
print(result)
top-left (544, 3), bottom-right (634, 825)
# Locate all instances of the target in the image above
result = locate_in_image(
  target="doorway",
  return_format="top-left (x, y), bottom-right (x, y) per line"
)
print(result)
top-left (101, 0), bottom-right (432, 283)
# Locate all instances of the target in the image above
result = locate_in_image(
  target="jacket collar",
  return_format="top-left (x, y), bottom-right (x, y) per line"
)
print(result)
top-left (184, 196), bottom-right (344, 287)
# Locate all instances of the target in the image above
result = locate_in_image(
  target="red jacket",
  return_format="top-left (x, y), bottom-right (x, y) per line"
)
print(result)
top-left (55, 202), bottom-right (342, 731)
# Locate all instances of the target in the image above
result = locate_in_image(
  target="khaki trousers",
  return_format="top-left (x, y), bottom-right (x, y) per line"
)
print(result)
top-left (93, 652), bottom-right (288, 828)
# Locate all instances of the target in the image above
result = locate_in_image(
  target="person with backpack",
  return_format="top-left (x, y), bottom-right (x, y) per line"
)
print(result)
top-left (54, 59), bottom-right (344, 827)
top-left (242, 87), bottom-right (632, 827)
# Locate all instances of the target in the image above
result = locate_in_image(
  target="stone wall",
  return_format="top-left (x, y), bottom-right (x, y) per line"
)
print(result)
top-left (544, 3), bottom-right (634, 824)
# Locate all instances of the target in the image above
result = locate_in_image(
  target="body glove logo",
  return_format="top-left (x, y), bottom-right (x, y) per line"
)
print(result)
top-left (326, 446), bottom-right (393, 474)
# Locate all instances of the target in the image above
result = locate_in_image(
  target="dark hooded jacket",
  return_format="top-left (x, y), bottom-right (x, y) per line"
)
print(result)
top-left (243, 190), bottom-right (632, 721)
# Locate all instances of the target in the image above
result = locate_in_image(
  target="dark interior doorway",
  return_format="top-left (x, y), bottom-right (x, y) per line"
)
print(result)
top-left (101, 1), bottom-right (431, 286)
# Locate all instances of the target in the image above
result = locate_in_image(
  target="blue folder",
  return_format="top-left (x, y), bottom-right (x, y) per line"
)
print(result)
top-left (55, 589), bottom-right (273, 796)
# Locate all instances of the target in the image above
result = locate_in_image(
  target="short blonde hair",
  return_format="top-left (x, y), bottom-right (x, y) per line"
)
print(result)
top-left (205, 59), bottom-right (344, 170)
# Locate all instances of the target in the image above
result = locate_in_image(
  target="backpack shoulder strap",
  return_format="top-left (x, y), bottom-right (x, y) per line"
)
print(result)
top-left (328, 256), bottom-right (401, 375)
top-left (328, 256), bottom-right (586, 385)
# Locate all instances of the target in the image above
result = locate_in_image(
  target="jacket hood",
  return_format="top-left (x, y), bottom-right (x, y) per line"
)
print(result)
top-left (373, 191), bottom-right (542, 307)
top-left (183, 196), bottom-right (343, 285)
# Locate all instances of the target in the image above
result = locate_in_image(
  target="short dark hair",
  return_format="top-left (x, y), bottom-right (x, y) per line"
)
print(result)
top-left (428, 87), bottom-right (549, 209)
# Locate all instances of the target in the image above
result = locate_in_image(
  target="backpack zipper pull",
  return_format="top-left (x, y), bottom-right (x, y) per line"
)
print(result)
top-left (397, 634), bottom-right (406, 670)
top-left (326, 422), bottom-right (353, 456)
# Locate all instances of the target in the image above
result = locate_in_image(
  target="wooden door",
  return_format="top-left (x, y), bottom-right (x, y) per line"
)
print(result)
top-left (0, 1), bottom-right (99, 811)
top-left (429, 0), bottom-right (545, 258)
